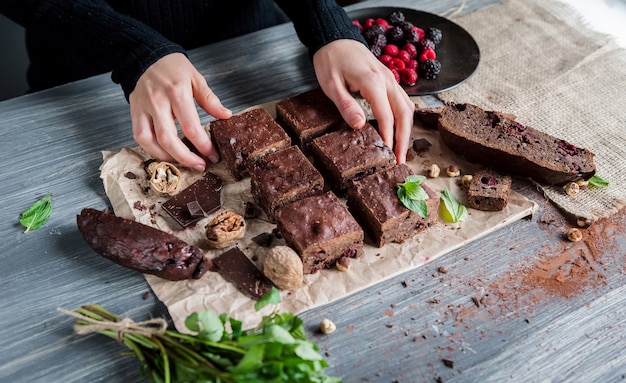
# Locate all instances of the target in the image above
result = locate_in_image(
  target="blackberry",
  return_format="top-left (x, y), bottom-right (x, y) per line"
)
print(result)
top-left (425, 27), bottom-right (443, 47)
top-left (404, 28), bottom-right (420, 44)
top-left (419, 39), bottom-right (436, 52)
top-left (397, 20), bottom-right (415, 34)
top-left (387, 10), bottom-right (405, 25)
top-left (364, 24), bottom-right (386, 41)
top-left (419, 59), bottom-right (441, 80)
top-left (370, 44), bottom-right (383, 58)
top-left (388, 25), bottom-right (404, 42)
top-left (367, 33), bottom-right (387, 48)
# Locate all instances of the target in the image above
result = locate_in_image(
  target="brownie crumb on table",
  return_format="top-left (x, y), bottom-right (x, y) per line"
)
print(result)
top-left (275, 191), bottom-right (364, 274)
top-left (310, 123), bottom-right (396, 192)
top-left (210, 107), bottom-right (291, 180)
top-left (347, 164), bottom-right (439, 247)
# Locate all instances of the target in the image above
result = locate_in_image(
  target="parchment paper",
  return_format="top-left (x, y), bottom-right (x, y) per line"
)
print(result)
top-left (100, 99), bottom-right (536, 330)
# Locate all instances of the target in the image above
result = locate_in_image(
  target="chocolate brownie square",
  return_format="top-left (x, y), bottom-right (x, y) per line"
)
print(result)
top-left (249, 145), bottom-right (324, 222)
top-left (310, 123), bottom-right (396, 191)
top-left (347, 164), bottom-right (439, 247)
top-left (210, 108), bottom-right (291, 180)
top-left (275, 87), bottom-right (343, 153)
top-left (275, 192), bottom-right (364, 274)
top-left (466, 169), bottom-right (512, 211)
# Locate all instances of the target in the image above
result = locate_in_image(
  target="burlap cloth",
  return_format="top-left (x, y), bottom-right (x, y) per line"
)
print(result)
top-left (437, 0), bottom-right (626, 221)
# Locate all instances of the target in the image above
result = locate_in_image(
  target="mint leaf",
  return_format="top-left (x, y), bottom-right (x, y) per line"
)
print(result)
top-left (255, 286), bottom-right (281, 311)
top-left (397, 176), bottom-right (428, 218)
top-left (588, 174), bottom-right (609, 188)
top-left (439, 187), bottom-right (468, 223)
top-left (185, 310), bottom-right (224, 342)
top-left (20, 193), bottom-right (53, 233)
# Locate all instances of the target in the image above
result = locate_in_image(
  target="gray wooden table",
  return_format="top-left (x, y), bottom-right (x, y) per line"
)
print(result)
top-left (1, 1), bottom-right (625, 382)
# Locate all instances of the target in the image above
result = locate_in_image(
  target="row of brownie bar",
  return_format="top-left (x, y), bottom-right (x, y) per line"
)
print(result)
top-left (209, 88), bottom-right (438, 274)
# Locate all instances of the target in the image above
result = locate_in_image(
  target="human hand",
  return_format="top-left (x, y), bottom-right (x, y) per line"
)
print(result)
top-left (312, 39), bottom-right (414, 163)
top-left (129, 53), bottom-right (232, 172)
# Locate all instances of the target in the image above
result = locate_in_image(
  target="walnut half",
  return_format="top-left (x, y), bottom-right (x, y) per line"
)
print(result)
top-left (147, 161), bottom-right (182, 196)
top-left (205, 211), bottom-right (246, 249)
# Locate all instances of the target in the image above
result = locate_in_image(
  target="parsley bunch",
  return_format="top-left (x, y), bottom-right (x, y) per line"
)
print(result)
top-left (61, 288), bottom-right (340, 383)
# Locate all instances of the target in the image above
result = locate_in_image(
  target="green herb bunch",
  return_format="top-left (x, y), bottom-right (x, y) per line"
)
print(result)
top-left (59, 288), bottom-right (340, 383)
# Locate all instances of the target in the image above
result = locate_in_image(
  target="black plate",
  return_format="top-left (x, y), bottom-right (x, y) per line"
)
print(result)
top-left (348, 7), bottom-right (480, 96)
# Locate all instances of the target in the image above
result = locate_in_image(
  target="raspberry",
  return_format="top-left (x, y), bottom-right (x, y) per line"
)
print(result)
top-left (413, 26), bottom-right (425, 41)
top-left (419, 48), bottom-right (436, 62)
top-left (406, 59), bottom-right (418, 70)
top-left (375, 18), bottom-right (391, 31)
top-left (383, 44), bottom-right (399, 57)
top-left (387, 10), bottom-right (406, 25)
top-left (402, 43), bottom-right (418, 58)
top-left (390, 68), bottom-right (401, 84)
top-left (399, 68), bottom-right (418, 86)
top-left (363, 18), bottom-right (375, 30)
top-left (388, 57), bottom-right (406, 70)
top-left (419, 59), bottom-right (441, 80)
top-left (379, 54), bottom-right (393, 67)
top-left (352, 20), bottom-right (363, 34)
top-left (397, 49), bottom-right (411, 63)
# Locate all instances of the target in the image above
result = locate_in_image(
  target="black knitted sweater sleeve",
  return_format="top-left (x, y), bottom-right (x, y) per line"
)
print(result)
top-left (0, 0), bottom-right (366, 99)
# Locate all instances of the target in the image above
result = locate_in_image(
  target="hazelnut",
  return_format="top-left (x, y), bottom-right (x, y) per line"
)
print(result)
top-left (575, 179), bottom-right (589, 190)
top-left (446, 165), bottom-right (460, 177)
top-left (336, 257), bottom-right (350, 272)
top-left (319, 318), bottom-right (336, 334)
top-left (564, 182), bottom-right (580, 196)
top-left (567, 227), bottom-right (583, 242)
top-left (461, 174), bottom-right (473, 188)
top-left (576, 217), bottom-right (592, 228)
top-left (262, 246), bottom-right (304, 290)
top-left (428, 164), bottom-right (440, 178)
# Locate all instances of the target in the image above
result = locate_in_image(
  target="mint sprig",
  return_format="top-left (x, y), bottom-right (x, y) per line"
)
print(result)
top-left (20, 193), bottom-right (53, 233)
top-left (588, 174), bottom-right (609, 188)
top-left (397, 175), bottom-right (429, 218)
top-left (439, 187), bottom-right (468, 223)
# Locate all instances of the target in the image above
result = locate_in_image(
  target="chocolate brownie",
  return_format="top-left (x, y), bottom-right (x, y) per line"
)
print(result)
top-left (466, 169), bottom-right (512, 211)
top-left (310, 123), bottom-right (396, 192)
top-left (249, 145), bottom-right (324, 222)
top-left (275, 87), bottom-right (343, 152)
top-left (275, 192), bottom-right (364, 274)
top-left (210, 108), bottom-right (291, 180)
top-left (438, 103), bottom-right (596, 185)
top-left (347, 164), bottom-right (439, 247)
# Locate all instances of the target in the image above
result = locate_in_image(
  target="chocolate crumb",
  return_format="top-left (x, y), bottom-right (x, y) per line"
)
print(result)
top-left (412, 138), bottom-right (432, 153)
top-left (133, 201), bottom-right (145, 211)
top-left (251, 232), bottom-right (274, 247)
top-left (124, 171), bottom-right (137, 179)
top-left (244, 201), bottom-right (261, 218)
top-left (442, 358), bottom-right (455, 368)
top-left (142, 291), bottom-right (151, 300)
top-left (438, 266), bottom-right (448, 274)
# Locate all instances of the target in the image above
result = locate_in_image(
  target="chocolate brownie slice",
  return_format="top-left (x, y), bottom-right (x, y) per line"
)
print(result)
top-left (249, 145), bottom-right (324, 222)
top-left (310, 123), bottom-right (396, 192)
top-left (347, 164), bottom-right (439, 247)
top-left (275, 192), bottom-right (364, 274)
top-left (276, 87), bottom-right (343, 153)
top-left (438, 103), bottom-right (596, 185)
top-left (210, 108), bottom-right (291, 180)
top-left (467, 169), bottom-right (512, 211)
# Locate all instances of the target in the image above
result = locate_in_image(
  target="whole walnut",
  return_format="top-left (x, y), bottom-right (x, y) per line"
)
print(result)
top-left (263, 246), bottom-right (304, 290)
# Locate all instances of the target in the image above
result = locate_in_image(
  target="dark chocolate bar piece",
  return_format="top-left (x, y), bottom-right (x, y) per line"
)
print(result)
top-left (212, 247), bottom-right (274, 300)
top-left (162, 172), bottom-right (223, 227)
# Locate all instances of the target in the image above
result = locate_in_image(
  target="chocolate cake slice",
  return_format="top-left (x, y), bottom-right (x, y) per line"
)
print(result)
top-left (275, 87), bottom-right (343, 153)
top-left (275, 192), bottom-right (364, 274)
top-left (347, 164), bottom-right (439, 247)
top-left (466, 169), bottom-right (512, 211)
top-left (210, 107), bottom-right (291, 180)
top-left (438, 103), bottom-right (596, 185)
top-left (310, 123), bottom-right (396, 192)
top-left (249, 145), bottom-right (324, 222)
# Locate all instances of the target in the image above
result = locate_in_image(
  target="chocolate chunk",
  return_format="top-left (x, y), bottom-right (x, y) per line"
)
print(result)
top-left (412, 138), bottom-right (432, 153)
top-left (162, 172), bottom-right (223, 228)
top-left (124, 171), bottom-right (137, 179)
top-left (212, 247), bottom-right (274, 299)
top-left (251, 232), bottom-right (274, 247)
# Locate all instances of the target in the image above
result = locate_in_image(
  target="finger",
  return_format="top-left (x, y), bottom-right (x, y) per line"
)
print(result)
top-left (328, 88), bottom-right (367, 130)
top-left (132, 111), bottom-right (174, 162)
top-left (363, 87), bottom-right (395, 153)
top-left (152, 108), bottom-right (207, 171)
top-left (388, 86), bottom-right (415, 164)
top-left (193, 74), bottom-right (232, 120)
